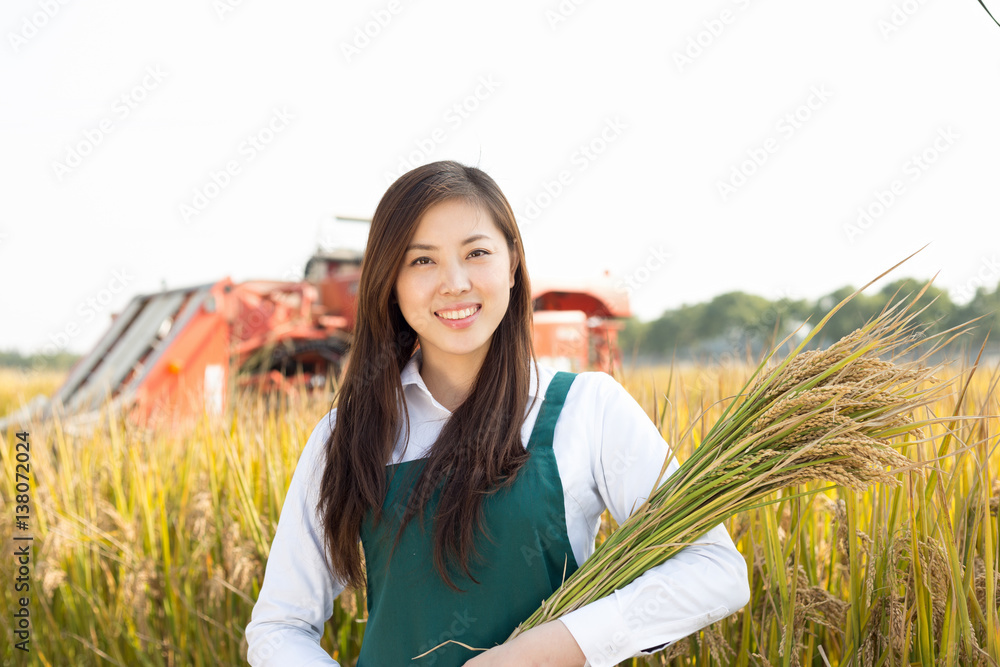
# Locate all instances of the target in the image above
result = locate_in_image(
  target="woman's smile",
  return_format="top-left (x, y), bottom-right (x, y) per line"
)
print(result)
top-left (435, 303), bottom-right (482, 327)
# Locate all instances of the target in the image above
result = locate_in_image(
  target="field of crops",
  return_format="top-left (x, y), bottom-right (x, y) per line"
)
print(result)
top-left (0, 358), bottom-right (997, 666)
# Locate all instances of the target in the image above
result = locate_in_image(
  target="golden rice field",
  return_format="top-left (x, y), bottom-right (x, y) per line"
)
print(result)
top-left (0, 360), bottom-right (997, 666)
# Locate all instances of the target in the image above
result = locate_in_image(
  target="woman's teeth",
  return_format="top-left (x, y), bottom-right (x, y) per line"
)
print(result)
top-left (437, 305), bottom-right (480, 320)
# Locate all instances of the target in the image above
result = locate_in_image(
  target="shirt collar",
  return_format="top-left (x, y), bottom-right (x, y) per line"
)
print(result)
top-left (401, 348), bottom-right (541, 402)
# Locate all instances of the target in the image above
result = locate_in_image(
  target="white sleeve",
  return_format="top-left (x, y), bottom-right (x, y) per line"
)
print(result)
top-left (245, 411), bottom-right (345, 667)
top-left (558, 374), bottom-right (751, 667)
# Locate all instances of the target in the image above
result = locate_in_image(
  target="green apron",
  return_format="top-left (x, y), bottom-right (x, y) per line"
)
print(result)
top-left (358, 371), bottom-right (580, 666)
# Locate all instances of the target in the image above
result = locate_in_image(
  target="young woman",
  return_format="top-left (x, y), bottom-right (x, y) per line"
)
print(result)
top-left (246, 161), bottom-right (750, 666)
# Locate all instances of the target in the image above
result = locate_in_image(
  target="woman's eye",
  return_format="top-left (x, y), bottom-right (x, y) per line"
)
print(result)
top-left (410, 257), bottom-right (432, 266)
top-left (468, 249), bottom-right (490, 259)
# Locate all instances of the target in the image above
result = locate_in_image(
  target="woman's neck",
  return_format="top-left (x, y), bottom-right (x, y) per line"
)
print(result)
top-left (418, 348), bottom-right (487, 412)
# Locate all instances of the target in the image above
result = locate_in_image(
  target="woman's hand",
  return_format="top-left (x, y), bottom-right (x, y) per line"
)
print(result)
top-left (461, 621), bottom-right (587, 666)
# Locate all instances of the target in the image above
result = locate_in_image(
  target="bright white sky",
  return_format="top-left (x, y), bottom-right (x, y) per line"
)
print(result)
top-left (2, 0), bottom-right (999, 356)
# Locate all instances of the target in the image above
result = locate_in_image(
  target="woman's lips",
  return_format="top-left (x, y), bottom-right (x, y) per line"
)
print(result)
top-left (435, 304), bottom-right (481, 329)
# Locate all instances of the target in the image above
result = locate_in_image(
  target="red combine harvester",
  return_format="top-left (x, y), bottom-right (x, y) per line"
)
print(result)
top-left (16, 220), bottom-right (630, 430)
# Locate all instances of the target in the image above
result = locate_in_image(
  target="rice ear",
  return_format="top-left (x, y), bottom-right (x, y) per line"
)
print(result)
top-left (507, 256), bottom-right (972, 640)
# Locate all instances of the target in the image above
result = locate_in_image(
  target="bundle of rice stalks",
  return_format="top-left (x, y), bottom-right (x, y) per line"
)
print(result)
top-left (508, 264), bottom-right (968, 639)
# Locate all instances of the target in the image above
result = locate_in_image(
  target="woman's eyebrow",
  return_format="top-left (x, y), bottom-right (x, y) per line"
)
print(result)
top-left (406, 234), bottom-right (492, 252)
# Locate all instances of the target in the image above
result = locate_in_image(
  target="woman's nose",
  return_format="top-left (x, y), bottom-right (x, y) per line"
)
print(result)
top-left (439, 259), bottom-right (471, 295)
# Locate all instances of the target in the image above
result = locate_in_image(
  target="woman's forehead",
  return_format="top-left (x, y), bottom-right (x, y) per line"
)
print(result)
top-left (410, 200), bottom-right (502, 244)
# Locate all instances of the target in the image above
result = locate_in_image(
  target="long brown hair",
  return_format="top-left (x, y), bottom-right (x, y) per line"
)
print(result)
top-left (318, 161), bottom-right (538, 592)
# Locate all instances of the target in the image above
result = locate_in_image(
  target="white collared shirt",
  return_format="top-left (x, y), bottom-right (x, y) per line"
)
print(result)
top-left (246, 350), bottom-right (750, 666)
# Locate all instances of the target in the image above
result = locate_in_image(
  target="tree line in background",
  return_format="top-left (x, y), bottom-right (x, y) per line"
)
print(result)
top-left (620, 278), bottom-right (1000, 364)
top-left (0, 348), bottom-right (79, 371)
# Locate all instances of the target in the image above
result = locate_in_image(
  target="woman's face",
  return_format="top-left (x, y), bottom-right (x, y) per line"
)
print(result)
top-left (394, 198), bottom-right (516, 371)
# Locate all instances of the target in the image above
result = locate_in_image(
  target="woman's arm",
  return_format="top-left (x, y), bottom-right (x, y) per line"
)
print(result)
top-left (556, 373), bottom-right (751, 667)
top-left (462, 620), bottom-right (586, 666)
top-left (245, 412), bottom-right (344, 667)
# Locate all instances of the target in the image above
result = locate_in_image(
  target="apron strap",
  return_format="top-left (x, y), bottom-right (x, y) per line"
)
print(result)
top-left (527, 371), bottom-right (577, 452)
